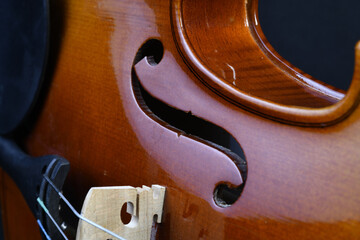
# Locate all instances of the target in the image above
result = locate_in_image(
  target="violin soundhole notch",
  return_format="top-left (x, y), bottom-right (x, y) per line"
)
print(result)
top-left (131, 39), bottom-right (248, 207)
top-left (133, 39), bottom-right (164, 66)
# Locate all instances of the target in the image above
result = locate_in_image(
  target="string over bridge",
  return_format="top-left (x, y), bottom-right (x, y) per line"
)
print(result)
top-left (76, 185), bottom-right (166, 240)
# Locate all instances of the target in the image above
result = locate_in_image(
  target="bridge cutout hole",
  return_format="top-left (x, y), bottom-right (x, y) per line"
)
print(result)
top-left (120, 202), bottom-right (133, 225)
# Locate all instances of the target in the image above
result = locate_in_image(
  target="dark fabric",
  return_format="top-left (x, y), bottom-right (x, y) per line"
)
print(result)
top-left (259, 0), bottom-right (360, 90)
top-left (0, 0), bottom-right (48, 134)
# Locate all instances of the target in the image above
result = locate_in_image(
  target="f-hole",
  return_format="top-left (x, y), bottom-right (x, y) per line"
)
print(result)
top-left (132, 39), bottom-right (247, 207)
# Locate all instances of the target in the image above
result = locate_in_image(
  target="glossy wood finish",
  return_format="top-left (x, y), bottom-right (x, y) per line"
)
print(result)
top-left (1, 0), bottom-right (360, 239)
top-left (0, 171), bottom-right (41, 240)
top-left (172, 0), bottom-right (360, 126)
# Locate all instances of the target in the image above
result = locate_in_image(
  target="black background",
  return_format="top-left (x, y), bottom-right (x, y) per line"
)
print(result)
top-left (259, 0), bottom-right (360, 91)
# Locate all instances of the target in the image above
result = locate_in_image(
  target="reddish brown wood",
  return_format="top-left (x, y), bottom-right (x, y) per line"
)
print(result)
top-left (0, 170), bottom-right (41, 239)
top-left (1, 0), bottom-right (360, 239)
top-left (172, 0), bottom-right (360, 126)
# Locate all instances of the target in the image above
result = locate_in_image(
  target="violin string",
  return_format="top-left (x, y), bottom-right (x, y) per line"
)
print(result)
top-left (37, 219), bottom-right (51, 240)
top-left (43, 175), bottom-right (127, 240)
top-left (37, 197), bottom-right (69, 240)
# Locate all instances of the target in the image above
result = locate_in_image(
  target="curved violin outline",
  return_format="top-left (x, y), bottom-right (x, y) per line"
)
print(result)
top-left (129, 39), bottom-right (246, 208)
top-left (171, 0), bottom-right (360, 127)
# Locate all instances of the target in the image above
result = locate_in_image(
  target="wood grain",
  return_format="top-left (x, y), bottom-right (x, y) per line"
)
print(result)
top-left (0, 0), bottom-right (359, 239)
top-left (172, 0), bottom-right (360, 126)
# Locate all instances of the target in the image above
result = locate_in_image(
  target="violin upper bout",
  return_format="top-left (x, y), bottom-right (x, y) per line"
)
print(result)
top-left (171, 0), bottom-right (360, 126)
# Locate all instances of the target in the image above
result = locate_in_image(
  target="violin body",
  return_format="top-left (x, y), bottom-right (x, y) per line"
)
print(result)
top-left (1, 0), bottom-right (360, 239)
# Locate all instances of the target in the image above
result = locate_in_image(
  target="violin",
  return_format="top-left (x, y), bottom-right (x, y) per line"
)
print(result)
top-left (1, 0), bottom-right (360, 239)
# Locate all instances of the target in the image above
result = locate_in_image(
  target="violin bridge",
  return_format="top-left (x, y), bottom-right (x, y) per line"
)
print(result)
top-left (76, 185), bottom-right (166, 240)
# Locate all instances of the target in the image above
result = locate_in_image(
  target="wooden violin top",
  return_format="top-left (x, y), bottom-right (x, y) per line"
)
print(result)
top-left (1, 0), bottom-right (360, 239)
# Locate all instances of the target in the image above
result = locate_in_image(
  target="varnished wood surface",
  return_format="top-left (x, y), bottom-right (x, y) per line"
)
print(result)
top-left (172, 0), bottom-right (360, 126)
top-left (1, 0), bottom-right (360, 239)
top-left (0, 171), bottom-right (41, 240)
